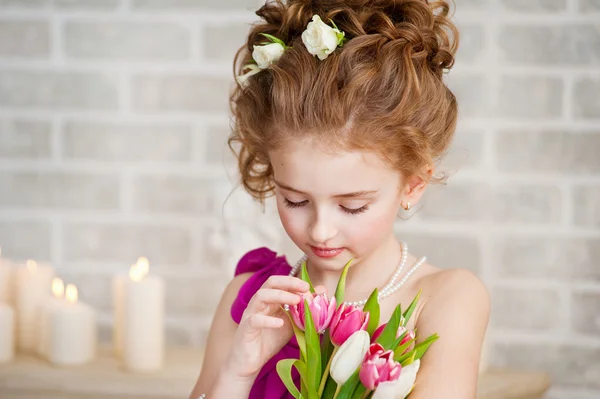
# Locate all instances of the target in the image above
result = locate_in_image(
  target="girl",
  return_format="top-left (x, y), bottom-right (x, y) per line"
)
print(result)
top-left (191, 0), bottom-right (490, 397)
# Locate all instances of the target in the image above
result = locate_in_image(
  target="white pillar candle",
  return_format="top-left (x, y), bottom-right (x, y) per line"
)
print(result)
top-left (48, 284), bottom-right (96, 366)
top-left (119, 257), bottom-right (165, 372)
top-left (14, 260), bottom-right (54, 352)
top-left (37, 278), bottom-right (65, 358)
top-left (0, 248), bottom-right (14, 304)
top-left (0, 302), bottom-right (14, 363)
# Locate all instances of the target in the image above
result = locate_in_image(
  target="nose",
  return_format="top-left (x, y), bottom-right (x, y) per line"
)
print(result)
top-left (308, 209), bottom-right (338, 245)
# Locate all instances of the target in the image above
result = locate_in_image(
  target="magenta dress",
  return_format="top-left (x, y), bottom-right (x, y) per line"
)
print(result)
top-left (230, 247), bottom-right (300, 399)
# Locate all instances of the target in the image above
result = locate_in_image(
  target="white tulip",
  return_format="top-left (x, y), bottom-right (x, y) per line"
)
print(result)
top-left (371, 359), bottom-right (421, 399)
top-left (330, 330), bottom-right (370, 386)
top-left (252, 42), bottom-right (285, 69)
top-left (301, 14), bottom-right (342, 60)
top-left (235, 64), bottom-right (261, 87)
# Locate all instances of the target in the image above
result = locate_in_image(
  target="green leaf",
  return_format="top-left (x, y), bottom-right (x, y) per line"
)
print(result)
top-left (320, 329), bottom-right (335, 375)
top-left (363, 288), bottom-right (380, 336)
top-left (304, 300), bottom-right (321, 398)
top-left (393, 337), bottom-right (416, 360)
top-left (350, 383), bottom-right (367, 399)
top-left (259, 33), bottom-right (287, 48)
top-left (334, 259), bottom-right (353, 306)
top-left (301, 261), bottom-right (316, 294)
top-left (375, 304), bottom-right (402, 350)
top-left (283, 306), bottom-right (307, 362)
top-left (336, 371), bottom-right (361, 399)
top-left (402, 289), bottom-right (422, 326)
top-left (276, 359), bottom-right (304, 399)
top-left (396, 334), bottom-right (439, 365)
top-left (322, 375), bottom-right (337, 398)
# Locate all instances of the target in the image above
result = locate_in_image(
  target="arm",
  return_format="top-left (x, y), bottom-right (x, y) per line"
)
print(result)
top-left (409, 269), bottom-right (491, 399)
top-left (189, 272), bottom-right (254, 399)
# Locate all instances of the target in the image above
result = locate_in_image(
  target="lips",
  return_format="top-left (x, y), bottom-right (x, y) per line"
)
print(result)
top-left (310, 246), bottom-right (344, 258)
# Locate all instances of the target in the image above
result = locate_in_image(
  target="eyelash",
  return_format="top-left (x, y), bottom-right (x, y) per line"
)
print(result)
top-left (283, 198), bottom-right (369, 215)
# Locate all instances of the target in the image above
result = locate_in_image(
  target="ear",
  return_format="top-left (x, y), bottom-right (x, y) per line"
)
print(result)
top-left (400, 167), bottom-right (432, 208)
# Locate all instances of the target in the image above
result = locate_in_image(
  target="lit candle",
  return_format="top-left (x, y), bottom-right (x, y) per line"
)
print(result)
top-left (37, 277), bottom-right (65, 358)
top-left (14, 260), bottom-right (54, 352)
top-left (114, 257), bottom-right (164, 372)
top-left (48, 284), bottom-right (96, 366)
top-left (0, 302), bottom-right (14, 363)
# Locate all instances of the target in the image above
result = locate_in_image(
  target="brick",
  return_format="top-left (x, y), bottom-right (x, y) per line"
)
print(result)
top-left (132, 0), bottom-right (260, 10)
top-left (64, 22), bottom-right (191, 61)
top-left (446, 129), bottom-right (484, 169)
top-left (0, 119), bottom-right (52, 159)
top-left (204, 124), bottom-right (235, 165)
top-left (499, 25), bottom-right (600, 65)
top-left (203, 23), bottom-right (250, 61)
top-left (573, 77), bottom-right (600, 119)
top-left (452, 0), bottom-right (490, 8)
top-left (456, 24), bottom-right (485, 63)
top-left (397, 233), bottom-right (481, 274)
top-left (0, 70), bottom-right (118, 110)
top-left (63, 223), bottom-right (191, 265)
top-left (492, 184), bottom-right (562, 224)
top-left (0, 21), bottom-right (50, 58)
top-left (573, 186), bottom-right (600, 227)
top-left (497, 76), bottom-right (563, 118)
top-left (445, 74), bottom-right (488, 118)
top-left (492, 343), bottom-right (600, 389)
top-left (132, 175), bottom-right (221, 214)
top-left (0, 171), bottom-right (119, 210)
top-left (491, 286), bottom-right (561, 331)
top-left (496, 130), bottom-right (600, 174)
top-left (0, 0), bottom-right (118, 8)
top-left (63, 121), bottom-right (192, 162)
top-left (164, 272), bottom-right (229, 316)
top-left (500, 0), bottom-right (567, 11)
top-left (0, 221), bottom-right (51, 260)
top-left (419, 183), bottom-right (486, 221)
top-left (132, 74), bottom-right (231, 113)
top-left (572, 291), bottom-right (600, 335)
top-left (497, 237), bottom-right (600, 281)
top-left (580, 0), bottom-right (600, 11)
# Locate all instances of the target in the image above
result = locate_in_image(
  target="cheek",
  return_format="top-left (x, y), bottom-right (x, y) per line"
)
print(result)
top-left (343, 204), bottom-right (398, 251)
top-left (277, 201), bottom-right (307, 245)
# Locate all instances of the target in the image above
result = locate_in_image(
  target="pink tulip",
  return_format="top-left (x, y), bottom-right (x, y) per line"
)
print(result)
top-left (359, 343), bottom-right (402, 391)
top-left (330, 303), bottom-right (370, 346)
top-left (289, 293), bottom-right (336, 334)
top-left (372, 324), bottom-right (416, 352)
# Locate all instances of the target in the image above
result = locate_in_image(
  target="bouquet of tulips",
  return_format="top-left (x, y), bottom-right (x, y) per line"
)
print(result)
top-left (277, 260), bottom-right (438, 399)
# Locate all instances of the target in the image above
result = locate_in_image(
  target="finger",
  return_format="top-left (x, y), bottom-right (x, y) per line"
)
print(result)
top-left (253, 288), bottom-right (303, 307)
top-left (248, 313), bottom-right (284, 329)
top-left (263, 275), bottom-right (310, 292)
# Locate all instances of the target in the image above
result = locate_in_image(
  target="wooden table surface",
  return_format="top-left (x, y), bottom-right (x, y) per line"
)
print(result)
top-left (0, 348), bottom-right (552, 399)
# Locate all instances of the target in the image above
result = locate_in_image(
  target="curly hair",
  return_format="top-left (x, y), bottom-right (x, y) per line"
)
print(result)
top-left (228, 0), bottom-right (459, 203)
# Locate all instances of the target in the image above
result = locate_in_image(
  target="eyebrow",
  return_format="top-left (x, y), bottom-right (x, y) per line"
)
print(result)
top-left (274, 180), bottom-right (378, 198)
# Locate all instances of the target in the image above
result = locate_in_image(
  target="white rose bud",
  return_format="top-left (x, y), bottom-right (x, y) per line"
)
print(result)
top-left (301, 14), bottom-right (341, 60)
top-left (330, 330), bottom-right (370, 386)
top-left (371, 359), bottom-right (421, 399)
top-left (252, 42), bottom-right (285, 69)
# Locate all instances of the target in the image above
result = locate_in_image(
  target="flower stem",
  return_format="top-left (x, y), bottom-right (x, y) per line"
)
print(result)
top-left (318, 346), bottom-right (339, 397)
top-left (360, 390), bottom-right (372, 399)
top-left (332, 385), bottom-right (342, 399)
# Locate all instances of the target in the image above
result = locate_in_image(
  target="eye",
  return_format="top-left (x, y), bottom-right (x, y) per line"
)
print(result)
top-left (341, 205), bottom-right (369, 215)
top-left (284, 198), bottom-right (308, 208)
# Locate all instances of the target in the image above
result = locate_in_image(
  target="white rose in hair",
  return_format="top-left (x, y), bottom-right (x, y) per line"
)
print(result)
top-left (302, 14), bottom-right (343, 60)
top-left (252, 42), bottom-right (285, 69)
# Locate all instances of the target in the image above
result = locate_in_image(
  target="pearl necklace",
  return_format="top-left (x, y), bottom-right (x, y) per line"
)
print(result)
top-left (287, 242), bottom-right (426, 308)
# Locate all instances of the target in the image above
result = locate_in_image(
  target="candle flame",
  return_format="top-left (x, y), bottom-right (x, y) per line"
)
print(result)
top-left (26, 259), bottom-right (38, 272)
top-left (129, 256), bottom-right (150, 282)
top-left (52, 278), bottom-right (65, 298)
top-left (65, 284), bottom-right (78, 303)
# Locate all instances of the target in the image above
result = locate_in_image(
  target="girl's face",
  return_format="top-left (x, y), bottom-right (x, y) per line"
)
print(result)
top-left (269, 139), bottom-right (405, 271)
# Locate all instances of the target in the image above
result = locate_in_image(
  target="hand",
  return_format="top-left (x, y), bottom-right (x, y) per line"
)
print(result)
top-left (224, 275), bottom-right (320, 380)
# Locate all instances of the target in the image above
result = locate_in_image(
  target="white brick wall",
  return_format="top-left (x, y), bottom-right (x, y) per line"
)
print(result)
top-left (0, 0), bottom-right (598, 397)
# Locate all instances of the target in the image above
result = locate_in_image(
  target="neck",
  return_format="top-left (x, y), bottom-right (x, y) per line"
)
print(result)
top-left (305, 235), bottom-right (405, 303)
